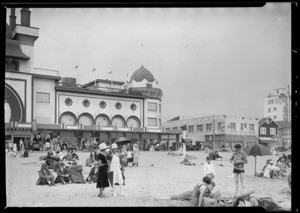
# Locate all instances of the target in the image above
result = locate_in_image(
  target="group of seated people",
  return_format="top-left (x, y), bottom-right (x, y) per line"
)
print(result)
top-left (37, 149), bottom-right (87, 186)
top-left (256, 154), bottom-right (291, 179)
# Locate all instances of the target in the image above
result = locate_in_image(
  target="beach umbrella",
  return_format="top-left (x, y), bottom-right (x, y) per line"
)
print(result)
top-left (114, 137), bottom-right (132, 145)
top-left (244, 143), bottom-right (272, 176)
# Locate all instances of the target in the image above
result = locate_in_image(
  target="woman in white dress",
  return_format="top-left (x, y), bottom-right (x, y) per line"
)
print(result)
top-left (110, 143), bottom-right (127, 196)
top-left (133, 143), bottom-right (140, 167)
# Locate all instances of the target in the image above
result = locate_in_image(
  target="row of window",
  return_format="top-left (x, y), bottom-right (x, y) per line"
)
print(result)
top-left (268, 99), bottom-right (283, 105)
top-left (171, 122), bottom-right (255, 132)
top-left (260, 127), bottom-right (277, 135)
top-left (36, 93), bottom-right (161, 114)
top-left (268, 107), bottom-right (277, 113)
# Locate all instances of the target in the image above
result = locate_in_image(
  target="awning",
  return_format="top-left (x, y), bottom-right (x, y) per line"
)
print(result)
top-left (182, 138), bottom-right (192, 143)
top-left (259, 137), bottom-right (278, 144)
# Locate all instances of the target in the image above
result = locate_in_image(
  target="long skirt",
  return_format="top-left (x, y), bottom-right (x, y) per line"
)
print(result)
top-left (111, 166), bottom-right (124, 185)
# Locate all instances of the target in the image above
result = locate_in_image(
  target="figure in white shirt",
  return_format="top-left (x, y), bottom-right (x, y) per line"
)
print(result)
top-left (263, 160), bottom-right (283, 179)
top-left (203, 156), bottom-right (216, 181)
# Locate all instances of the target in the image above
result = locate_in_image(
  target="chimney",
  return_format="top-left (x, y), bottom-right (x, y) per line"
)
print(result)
top-left (9, 8), bottom-right (16, 30)
top-left (20, 8), bottom-right (31, 27)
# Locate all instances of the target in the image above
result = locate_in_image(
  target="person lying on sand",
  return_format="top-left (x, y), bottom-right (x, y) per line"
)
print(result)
top-left (180, 156), bottom-right (196, 166)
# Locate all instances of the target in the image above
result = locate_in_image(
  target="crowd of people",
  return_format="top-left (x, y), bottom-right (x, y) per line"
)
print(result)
top-left (34, 141), bottom-right (141, 198)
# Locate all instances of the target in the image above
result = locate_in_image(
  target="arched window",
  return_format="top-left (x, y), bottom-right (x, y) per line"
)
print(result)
top-left (59, 112), bottom-right (77, 125)
top-left (111, 115), bottom-right (126, 128)
top-left (95, 114), bottom-right (110, 127)
top-left (78, 113), bottom-right (94, 126)
top-left (127, 116), bottom-right (141, 128)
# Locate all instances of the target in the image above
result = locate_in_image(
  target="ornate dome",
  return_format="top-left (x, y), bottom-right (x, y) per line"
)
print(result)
top-left (6, 23), bottom-right (13, 39)
top-left (130, 65), bottom-right (155, 82)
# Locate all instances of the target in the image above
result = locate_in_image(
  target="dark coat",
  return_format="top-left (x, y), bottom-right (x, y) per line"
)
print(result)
top-left (36, 169), bottom-right (54, 185)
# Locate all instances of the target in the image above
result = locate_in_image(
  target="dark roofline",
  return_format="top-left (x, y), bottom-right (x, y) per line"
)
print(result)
top-left (258, 117), bottom-right (280, 127)
top-left (55, 86), bottom-right (146, 99)
top-left (82, 79), bottom-right (125, 87)
top-left (5, 70), bottom-right (61, 81)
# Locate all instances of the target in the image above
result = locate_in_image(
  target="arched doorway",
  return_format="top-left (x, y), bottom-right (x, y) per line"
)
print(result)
top-left (111, 115), bottom-right (126, 128)
top-left (5, 83), bottom-right (26, 122)
top-left (126, 116), bottom-right (141, 128)
top-left (95, 114), bottom-right (110, 127)
top-left (78, 113), bottom-right (94, 126)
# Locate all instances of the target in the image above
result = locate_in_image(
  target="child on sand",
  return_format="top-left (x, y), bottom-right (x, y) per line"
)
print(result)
top-left (203, 156), bottom-right (216, 181)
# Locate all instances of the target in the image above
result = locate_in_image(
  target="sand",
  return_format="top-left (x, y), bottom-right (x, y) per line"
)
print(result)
top-left (5, 150), bottom-right (291, 208)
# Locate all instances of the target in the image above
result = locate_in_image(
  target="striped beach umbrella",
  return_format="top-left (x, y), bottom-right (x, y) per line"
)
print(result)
top-left (244, 143), bottom-right (272, 176)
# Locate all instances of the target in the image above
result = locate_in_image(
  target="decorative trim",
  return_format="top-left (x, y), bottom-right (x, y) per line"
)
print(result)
top-left (65, 97), bottom-right (73, 106)
top-left (130, 103), bottom-right (137, 111)
top-left (115, 102), bottom-right (122, 110)
top-left (82, 99), bottom-right (90, 107)
top-left (99, 100), bottom-right (106, 109)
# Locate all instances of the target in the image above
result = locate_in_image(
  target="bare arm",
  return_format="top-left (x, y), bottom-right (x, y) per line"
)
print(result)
top-left (198, 185), bottom-right (207, 207)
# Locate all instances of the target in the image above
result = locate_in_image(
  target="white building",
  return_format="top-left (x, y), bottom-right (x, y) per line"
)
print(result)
top-left (264, 87), bottom-right (291, 122)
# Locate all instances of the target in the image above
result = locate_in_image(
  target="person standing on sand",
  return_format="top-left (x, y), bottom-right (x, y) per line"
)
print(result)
top-left (229, 144), bottom-right (248, 196)
top-left (96, 143), bottom-right (110, 198)
top-left (132, 143), bottom-right (140, 166)
top-left (110, 143), bottom-right (127, 196)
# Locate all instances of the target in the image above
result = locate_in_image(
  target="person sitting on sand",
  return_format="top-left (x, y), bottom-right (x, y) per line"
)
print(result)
top-left (86, 162), bottom-right (99, 183)
top-left (36, 163), bottom-right (56, 186)
top-left (190, 176), bottom-right (217, 207)
top-left (85, 153), bottom-right (95, 167)
top-left (68, 161), bottom-right (86, 183)
top-left (54, 162), bottom-right (70, 184)
top-left (276, 157), bottom-right (288, 177)
top-left (203, 156), bottom-right (216, 181)
top-left (263, 160), bottom-right (283, 179)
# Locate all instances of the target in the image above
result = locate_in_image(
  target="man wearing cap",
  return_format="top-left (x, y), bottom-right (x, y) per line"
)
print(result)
top-left (110, 143), bottom-right (127, 196)
top-left (229, 144), bottom-right (248, 196)
top-left (36, 163), bottom-right (56, 186)
top-left (96, 143), bottom-right (110, 198)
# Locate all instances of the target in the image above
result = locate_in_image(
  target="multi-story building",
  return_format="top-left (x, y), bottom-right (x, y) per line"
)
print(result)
top-left (162, 114), bottom-right (259, 149)
top-left (4, 8), bottom-right (182, 151)
top-left (264, 87), bottom-right (291, 122)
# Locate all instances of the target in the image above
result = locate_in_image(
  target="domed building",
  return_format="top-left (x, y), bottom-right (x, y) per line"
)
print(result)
top-left (5, 8), bottom-right (182, 151)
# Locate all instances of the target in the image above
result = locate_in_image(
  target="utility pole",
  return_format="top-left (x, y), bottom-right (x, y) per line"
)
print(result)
top-left (212, 114), bottom-right (215, 150)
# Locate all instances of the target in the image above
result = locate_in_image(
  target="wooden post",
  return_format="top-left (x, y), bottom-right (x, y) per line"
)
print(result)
top-left (254, 156), bottom-right (257, 176)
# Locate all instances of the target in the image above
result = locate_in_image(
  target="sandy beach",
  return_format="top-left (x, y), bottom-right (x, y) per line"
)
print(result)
top-left (5, 150), bottom-right (291, 208)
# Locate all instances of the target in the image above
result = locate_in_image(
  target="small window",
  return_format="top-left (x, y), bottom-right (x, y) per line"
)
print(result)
top-left (65, 98), bottom-right (73, 106)
top-left (241, 123), bottom-right (243, 131)
top-left (230, 123), bottom-right (236, 130)
top-left (173, 127), bottom-right (177, 130)
top-left (83, 99), bottom-right (90, 107)
top-left (188, 125), bottom-right (194, 132)
top-left (250, 124), bottom-right (255, 131)
top-left (206, 123), bottom-right (212, 131)
top-left (273, 107), bottom-right (277, 111)
top-left (197, 125), bottom-right (203, 132)
top-left (36, 92), bottom-right (50, 103)
top-left (130, 103), bottom-right (137, 111)
top-left (244, 123), bottom-right (247, 128)
top-left (268, 108), bottom-right (271, 113)
top-left (99, 101), bottom-right (106, 109)
top-left (148, 102), bottom-right (157, 111)
top-left (273, 115), bottom-right (277, 120)
top-left (260, 127), bottom-right (266, 135)
top-left (115, 102), bottom-right (122, 110)
top-left (270, 128), bottom-right (276, 135)
top-left (148, 118), bottom-right (157, 126)
top-left (159, 104), bottom-right (161, 113)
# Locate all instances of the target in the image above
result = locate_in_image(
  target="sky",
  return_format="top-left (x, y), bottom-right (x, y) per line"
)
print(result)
top-left (6, 3), bottom-right (291, 121)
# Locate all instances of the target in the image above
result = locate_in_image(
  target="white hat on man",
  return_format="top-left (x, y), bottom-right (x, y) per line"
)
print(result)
top-left (111, 143), bottom-right (118, 149)
top-left (99, 143), bottom-right (109, 151)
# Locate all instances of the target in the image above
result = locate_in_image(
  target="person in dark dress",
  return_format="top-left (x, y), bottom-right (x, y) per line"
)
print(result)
top-left (96, 143), bottom-right (110, 198)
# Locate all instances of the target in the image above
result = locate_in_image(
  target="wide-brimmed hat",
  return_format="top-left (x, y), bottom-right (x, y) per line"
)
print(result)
top-left (111, 143), bottom-right (118, 149)
top-left (99, 143), bottom-right (109, 151)
top-left (269, 160), bottom-right (274, 164)
top-left (133, 144), bottom-right (138, 147)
